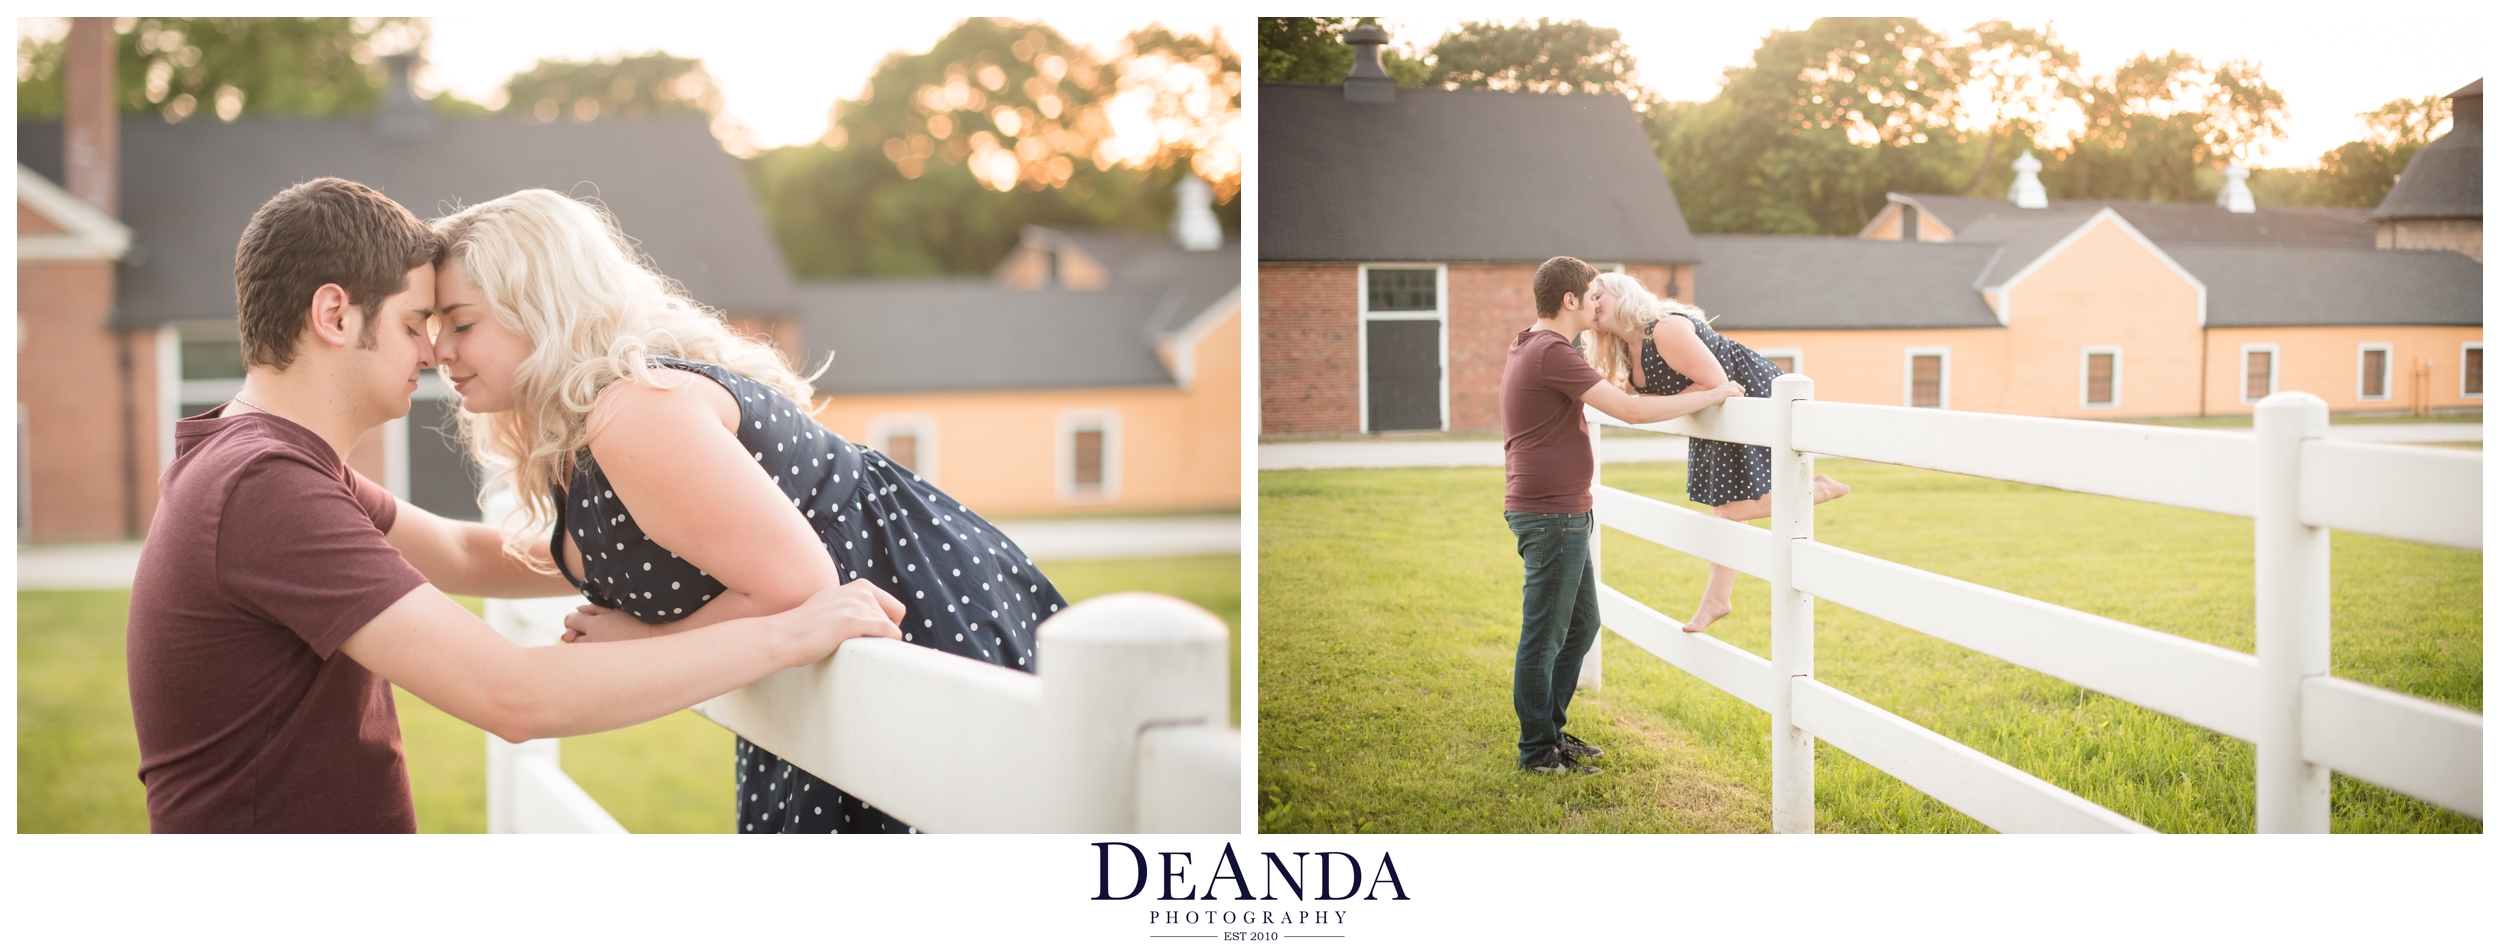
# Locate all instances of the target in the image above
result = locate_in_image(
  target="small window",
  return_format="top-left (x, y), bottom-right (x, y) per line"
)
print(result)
top-left (2464, 344), bottom-right (2483, 399)
top-left (1057, 409), bottom-right (1120, 503)
top-left (2357, 344), bottom-right (2391, 402)
top-left (180, 339), bottom-right (246, 380)
top-left (2242, 345), bottom-right (2278, 404)
top-left (866, 414), bottom-right (938, 484)
top-left (1756, 348), bottom-right (1802, 377)
top-left (1366, 268), bottom-right (1437, 312)
top-left (2081, 347), bottom-right (2121, 408)
top-left (1905, 348), bottom-right (1948, 409)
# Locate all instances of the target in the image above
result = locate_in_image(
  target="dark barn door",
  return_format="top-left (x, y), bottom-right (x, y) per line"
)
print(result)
top-left (1366, 319), bottom-right (1442, 431)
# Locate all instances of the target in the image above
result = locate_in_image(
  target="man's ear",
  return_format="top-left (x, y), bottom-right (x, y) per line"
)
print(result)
top-left (306, 283), bottom-right (357, 349)
top-left (1561, 291), bottom-right (1583, 314)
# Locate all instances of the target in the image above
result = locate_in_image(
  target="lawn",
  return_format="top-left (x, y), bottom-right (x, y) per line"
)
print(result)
top-left (1257, 461), bottom-right (2480, 834)
top-left (16, 553), bottom-right (1238, 834)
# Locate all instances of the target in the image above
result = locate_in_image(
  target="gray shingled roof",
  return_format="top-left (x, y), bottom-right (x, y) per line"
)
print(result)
top-left (2372, 78), bottom-right (2481, 220)
top-left (801, 231), bottom-right (1238, 394)
top-left (1893, 191), bottom-right (2375, 250)
top-left (20, 116), bottom-right (794, 327)
top-left (2165, 245), bottom-right (2481, 327)
top-left (1693, 235), bottom-right (2004, 331)
top-left (798, 281), bottom-right (1177, 394)
top-left (1259, 82), bottom-right (1697, 264)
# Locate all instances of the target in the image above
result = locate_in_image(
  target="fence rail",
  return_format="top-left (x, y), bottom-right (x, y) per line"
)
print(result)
top-left (1587, 381), bottom-right (2482, 832)
top-left (482, 591), bottom-right (1240, 833)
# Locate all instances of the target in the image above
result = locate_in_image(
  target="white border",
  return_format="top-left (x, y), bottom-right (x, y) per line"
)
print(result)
top-left (1054, 408), bottom-right (1121, 504)
top-left (2080, 346), bottom-right (2122, 409)
top-left (866, 412), bottom-right (939, 486)
top-left (1903, 347), bottom-right (1950, 409)
top-left (2240, 343), bottom-right (2279, 405)
top-left (2460, 342), bottom-right (2482, 399)
top-left (1353, 263), bottom-right (1449, 433)
top-left (2355, 342), bottom-right (2393, 402)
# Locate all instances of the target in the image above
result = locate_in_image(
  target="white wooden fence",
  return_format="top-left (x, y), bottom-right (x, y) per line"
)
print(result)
top-left (1584, 377), bottom-right (2482, 833)
top-left (482, 591), bottom-right (1241, 834)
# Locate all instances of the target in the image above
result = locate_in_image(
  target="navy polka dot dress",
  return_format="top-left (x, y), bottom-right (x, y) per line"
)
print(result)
top-left (1634, 317), bottom-right (1782, 507)
top-left (551, 360), bottom-right (1069, 833)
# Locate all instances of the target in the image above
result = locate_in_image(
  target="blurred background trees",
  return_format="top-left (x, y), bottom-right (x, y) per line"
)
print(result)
top-left (1256, 16), bottom-right (2456, 235)
top-left (16, 17), bottom-right (1238, 277)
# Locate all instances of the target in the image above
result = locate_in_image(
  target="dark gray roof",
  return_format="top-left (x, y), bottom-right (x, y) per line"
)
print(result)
top-left (2165, 245), bottom-right (2481, 327)
top-left (1258, 82), bottom-right (1697, 264)
top-left (798, 281), bottom-right (1178, 394)
top-left (1949, 207), bottom-right (2104, 287)
top-left (1693, 235), bottom-right (2004, 330)
top-left (2372, 79), bottom-right (2481, 220)
top-left (20, 117), bottom-right (794, 328)
top-left (1043, 229), bottom-right (1240, 338)
top-left (1893, 191), bottom-right (2376, 250)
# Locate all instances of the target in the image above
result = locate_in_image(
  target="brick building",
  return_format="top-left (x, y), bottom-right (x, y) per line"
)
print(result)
top-left (1258, 25), bottom-right (1698, 436)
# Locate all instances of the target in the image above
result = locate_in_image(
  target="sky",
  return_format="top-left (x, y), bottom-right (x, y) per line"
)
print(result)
top-left (1378, 5), bottom-right (2491, 167)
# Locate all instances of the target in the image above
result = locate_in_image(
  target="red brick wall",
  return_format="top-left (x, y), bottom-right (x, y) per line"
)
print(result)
top-left (1446, 264), bottom-right (1538, 433)
top-left (1258, 264), bottom-right (1359, 435)
top-left (18, 259), bottom-right (160, 541)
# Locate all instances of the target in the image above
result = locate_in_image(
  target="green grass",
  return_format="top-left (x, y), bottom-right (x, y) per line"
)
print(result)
top-left (1258, 462), bottom-right (2480, 834)
top-left (17, 553), bottom-right (1237, 834)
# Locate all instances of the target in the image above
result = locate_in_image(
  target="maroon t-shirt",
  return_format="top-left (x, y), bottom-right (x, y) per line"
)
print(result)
top-left (1501, 327), bottom-right (1604, 513)
top-left (127, 409), bottom-right (430, 833)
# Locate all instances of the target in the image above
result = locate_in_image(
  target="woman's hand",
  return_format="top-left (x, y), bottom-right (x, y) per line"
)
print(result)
top-left (776, 579), bottom-right (908, 667)
top-left (1713, 379), bottom-right (1747, 403)
top-left (562, 604), bottom-right (662, 644)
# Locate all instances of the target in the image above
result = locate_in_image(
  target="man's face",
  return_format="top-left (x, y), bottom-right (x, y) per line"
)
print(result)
top-left (342, 264), bottom-right (438, 422)
top-left (1584, 278), bottom-right (1620, 335)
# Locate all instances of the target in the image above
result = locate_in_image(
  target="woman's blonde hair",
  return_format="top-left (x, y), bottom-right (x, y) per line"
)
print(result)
top-left (1585, 272), bottom-right (1710, 386)
top-left (430, 189), bottom-right (820, 564)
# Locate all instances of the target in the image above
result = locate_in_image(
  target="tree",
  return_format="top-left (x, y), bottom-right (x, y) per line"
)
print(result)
top-left (1425, 19), bottom-right (1640, 96)
top-left (746, 19), bottom-right (1239, 277)
top-left (15, 17), bottom-right (470, 122)
top-left (495, 53), bottom-right (745, 152)
top-left (2292, 95), bottom-right (2453, 207)
top-left (1949, 20), bottom-right (2085, 196)
top-left (2045, 52), bottom-right (2286, 203)
top-left (1255, 18), bottom-right (1427, 87)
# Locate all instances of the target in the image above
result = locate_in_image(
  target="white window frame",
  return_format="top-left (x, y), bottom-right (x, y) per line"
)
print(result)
top-left (1903, 347), bottom-right (1951, 409)
top-left (1755, 348), bottom-right (1804, 378)
top-left (1354, 263), bottom-right (1450, 433)
top-left (2240, 343), bottom-right (2279, 405)
top-left (2355, 342), bottom-right (2393, 402)
top-left (1055, 408), bottom-right (1121, 504)
top-left (2079, 346), bottom-right (2123, 409)
top-left (2461, 342), bottom-right (2482, 399)
top-left (866, 412), bottom-right (940, 485)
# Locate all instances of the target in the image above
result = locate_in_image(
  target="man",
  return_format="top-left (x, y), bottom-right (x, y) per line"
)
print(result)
top-left (126, 178), bottom-right (905, 832)
top-left (1499, 257), bottom-right (1741, 775)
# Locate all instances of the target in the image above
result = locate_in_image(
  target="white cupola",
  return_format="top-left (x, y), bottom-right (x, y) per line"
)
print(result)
top-left (2008, 151), bottom-right (2048, 209)
top-left (2217, 163), bottom-right (2256, 213)
top-left (1172, 173), bottom-right (1224, 251)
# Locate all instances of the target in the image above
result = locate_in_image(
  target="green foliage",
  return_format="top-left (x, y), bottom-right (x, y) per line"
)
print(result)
top-left (1259, 461), bottom-right (2480, 833)
top-left (2042, 51), bottom-right (2288, 203)
top-left (746, 19), bottom-right (1238, 277)
top-left (1255, 17), bottom-right (1427, 87)
top-left (497, 52), bottom-right (722, 122)
top-left (14, 17), bottom-right (478, 122)
top-left (1425, 19), bottom-right (1640, 96)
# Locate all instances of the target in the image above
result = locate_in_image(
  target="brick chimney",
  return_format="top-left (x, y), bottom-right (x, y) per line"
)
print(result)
top-left (62, 17), bottom-right (117, 216)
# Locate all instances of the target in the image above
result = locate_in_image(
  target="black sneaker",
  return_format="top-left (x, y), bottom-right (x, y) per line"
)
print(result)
top-left (1559, 732), bottom-right (1605, 759)
top-left (1522, 748), bottom-right (1601, 775)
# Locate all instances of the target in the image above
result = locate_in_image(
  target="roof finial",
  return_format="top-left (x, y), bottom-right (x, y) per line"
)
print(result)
top-left (2008, 151), bottom-right (2047, 209)
top-left (377, 52), bottom-right (434, 137)
top-left (1342, 22), bottom-right (1394, 103)
top-left (2217, 162), bottom-right (2255, 213)
top-left (1172, 173), bottom-right (1224, 251)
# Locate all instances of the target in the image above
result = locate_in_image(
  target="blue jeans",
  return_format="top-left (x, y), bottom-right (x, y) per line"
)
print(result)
top-left (1506, 510), bottom-right (1599, 766)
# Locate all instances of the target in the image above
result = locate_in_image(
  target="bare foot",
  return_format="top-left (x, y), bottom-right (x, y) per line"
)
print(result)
top-left (1683, 599), bottom-right (1731, 633)
top-left (1813, 473), bottom-right (1852, 504)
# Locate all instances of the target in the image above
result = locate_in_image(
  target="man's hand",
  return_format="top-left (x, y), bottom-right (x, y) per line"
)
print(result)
top-left (775, 579), bottom-right (908, 667)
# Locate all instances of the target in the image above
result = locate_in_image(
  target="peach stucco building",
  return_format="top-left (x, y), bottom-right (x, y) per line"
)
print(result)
top-left (803, 220), bottom-right (1240, 517)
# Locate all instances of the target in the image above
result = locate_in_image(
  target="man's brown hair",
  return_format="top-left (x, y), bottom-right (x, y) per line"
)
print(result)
top-left (233, 178), bottom-right (439, 371)
top-left (1533, 256), bottom-right (1599, 319)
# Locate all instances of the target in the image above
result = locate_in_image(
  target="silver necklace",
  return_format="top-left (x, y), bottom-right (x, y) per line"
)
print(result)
top-left (229, 394), bottom-right (276, 416)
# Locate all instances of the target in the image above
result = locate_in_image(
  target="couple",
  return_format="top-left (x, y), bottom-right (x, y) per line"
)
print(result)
top-left (126, 178), bottom-right (1066, 833)
top-left (1498, 256), bottom-right (1850, 776)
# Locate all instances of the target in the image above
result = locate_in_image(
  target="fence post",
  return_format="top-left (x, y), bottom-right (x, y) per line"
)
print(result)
top-left (1580, 417), bottom-right (1603, 690)
top-left (1769, 373), bottom-right (1816, 833)
top-left (2254, 392), bottom-right (2332, 833)
top-left (1039, 592), bottom-right (1231, 832)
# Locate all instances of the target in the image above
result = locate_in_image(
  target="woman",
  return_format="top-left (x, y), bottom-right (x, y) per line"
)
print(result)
top-left (427, 189), bottom-right (1069, 833)
top-left (1585, 272), bottom-right (1851, 633)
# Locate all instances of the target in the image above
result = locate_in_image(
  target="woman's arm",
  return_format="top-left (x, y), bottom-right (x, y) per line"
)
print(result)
top-left (1650, 316), bottom-right (1730, 390)
top-left (562, 590), bottom-right (767, 643)
top-left (584, 368), bottom-right (841, 618)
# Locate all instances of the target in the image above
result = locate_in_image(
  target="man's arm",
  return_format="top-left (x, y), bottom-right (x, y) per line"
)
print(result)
top-left (340, 580), bottom-right (904, 742)
top-left (1580, 378), bottom-right (1745, 425)
top-left (386, 502), bottom-right (578, 598)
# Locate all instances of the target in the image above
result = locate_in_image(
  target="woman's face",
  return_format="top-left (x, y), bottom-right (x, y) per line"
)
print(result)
top-left (431, 257), bottom-right (533, 414)
top-left (1588, 280), bottom-right (1629, 336)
